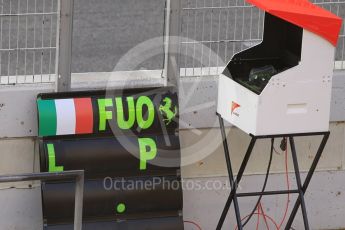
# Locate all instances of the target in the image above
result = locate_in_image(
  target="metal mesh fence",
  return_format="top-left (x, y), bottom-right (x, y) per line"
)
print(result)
top-left (0, 0), bottom-right (344, 85)
top-left (180, 0), bottom-right (345, 77)
top-left (0, 0), bottom-right (58, 85)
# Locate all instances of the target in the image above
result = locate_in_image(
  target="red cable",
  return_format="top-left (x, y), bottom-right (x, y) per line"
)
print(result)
top-left (256, 202), bottom-right (261, 230)
top-left (234, 211), bottom-right (280, 230)
top-left (184, 145), bottom-right (290, 230)
top-left (234, 140), bottom-right (291, 230)
top-left (255, 212), bottom-right (279, 230)
top-left (259, 202), bottom-right (270, 230)
top-left (184, 220), bottom-right (202, 230)
top-left (278, 148), bottom-right (290, 228)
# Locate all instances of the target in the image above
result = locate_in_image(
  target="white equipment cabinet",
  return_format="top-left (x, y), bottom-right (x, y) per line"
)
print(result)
top-left (217, 0), bottom-right (342, 135)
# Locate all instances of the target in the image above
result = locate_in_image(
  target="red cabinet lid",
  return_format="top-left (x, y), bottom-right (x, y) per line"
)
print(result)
top-left (247, 0), bottom-right (342, 46)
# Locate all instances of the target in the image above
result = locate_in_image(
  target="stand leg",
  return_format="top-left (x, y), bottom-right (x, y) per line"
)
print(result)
top-left (289, 137), bottom-right (310, 230)
top-left (217, 115), bottom-right (243, 229)
top-left (216, 115), bottom-right (257, 230)
top-left (285, 133), bottom-right (330, 230)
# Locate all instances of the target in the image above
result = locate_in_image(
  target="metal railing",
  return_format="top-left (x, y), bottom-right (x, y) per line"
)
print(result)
top-left (0, 0), bottom-right (59, 85)
top-left (180, 0), bottom-right (345, 77)
top-left (0, 170), bottom-right (84, 230)
top-left (0, 0), bottom-right (344, 86)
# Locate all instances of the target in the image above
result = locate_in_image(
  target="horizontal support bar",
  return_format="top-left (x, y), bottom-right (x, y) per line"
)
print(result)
top-left (182, 1), bottom-right (345, 11)
top-left (183, 5), bottom-right (255, 10)
top-left (181, 38), bottom-right (261, 44)
top-left (0, 12), bottom-right (57, 17)
top-left (0, 170), bottom-right (84, 183)
top-left (237, 190), bottom-right (299, 197)
top-left (251, 132), bottom-right (330, 139)
top-left (0, 47), bottom-right (57, 52)
top-left (182, 0), bottom-right (345, 11)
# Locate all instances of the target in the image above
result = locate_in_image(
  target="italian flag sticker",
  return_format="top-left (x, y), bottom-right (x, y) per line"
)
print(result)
top-left (38, 98), bottom-right (94, 136)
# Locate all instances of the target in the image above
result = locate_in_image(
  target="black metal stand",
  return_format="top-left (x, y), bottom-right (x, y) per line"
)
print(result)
top-left (216, 114), bottom-right (330, 230)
